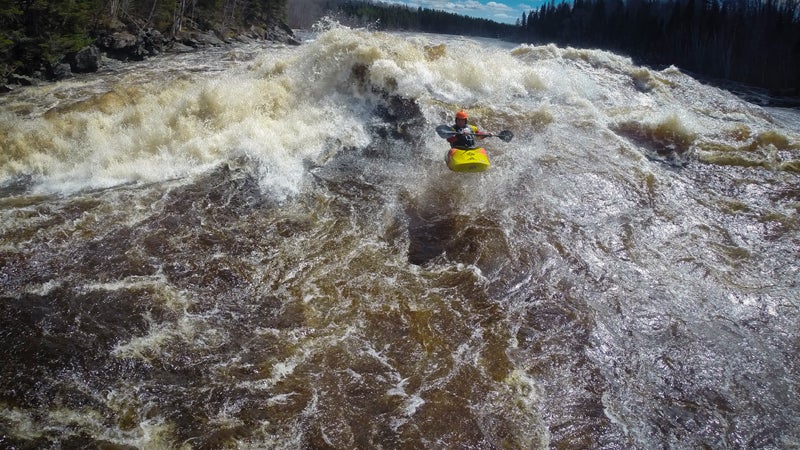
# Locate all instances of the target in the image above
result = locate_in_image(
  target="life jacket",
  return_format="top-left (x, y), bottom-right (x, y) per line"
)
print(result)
top-left (452, 124), bottom-right (478, 149)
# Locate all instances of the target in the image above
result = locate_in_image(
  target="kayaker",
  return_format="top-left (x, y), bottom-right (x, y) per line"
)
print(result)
top-left (447, 110), bottom-right (485, 149)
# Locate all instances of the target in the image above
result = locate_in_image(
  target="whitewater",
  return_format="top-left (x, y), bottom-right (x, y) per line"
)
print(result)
top-left (0, 24), bottom-right (798, 449)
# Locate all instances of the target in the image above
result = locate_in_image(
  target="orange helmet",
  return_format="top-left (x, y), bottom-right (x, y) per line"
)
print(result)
top-left (455, 110), bottom-right (468, 120)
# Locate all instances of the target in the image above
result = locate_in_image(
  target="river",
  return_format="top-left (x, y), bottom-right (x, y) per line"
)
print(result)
top-left (1, 25), bottom-right (798, 449)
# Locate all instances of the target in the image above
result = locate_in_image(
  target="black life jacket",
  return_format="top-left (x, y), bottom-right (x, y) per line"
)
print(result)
top-left (453, 124), bottom-right (477, 149)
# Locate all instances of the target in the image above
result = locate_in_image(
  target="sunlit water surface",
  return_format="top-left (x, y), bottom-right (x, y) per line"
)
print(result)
top-left (1, 26), bottom-right (798, 449)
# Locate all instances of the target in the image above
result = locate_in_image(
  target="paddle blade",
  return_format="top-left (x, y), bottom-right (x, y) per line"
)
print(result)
top-left (436, 124), bottom-right (456, 138)
top-left (497, 130), bottom-right (513, 142)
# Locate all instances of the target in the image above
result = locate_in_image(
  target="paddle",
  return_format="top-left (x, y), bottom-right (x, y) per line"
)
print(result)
top-left (435, 124), bottom-right (514, 142)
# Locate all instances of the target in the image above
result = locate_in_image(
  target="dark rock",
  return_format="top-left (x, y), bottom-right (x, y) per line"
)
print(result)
top-left (169, 42), bottom-right (196, 53)
top-left (97, 28), bottom-right (165, 61)
top-left (231, 34), bottom-right (256, 44)
top-left (180, 31), bottom-right (225, 47)
top-left (51, 63), bottom-right (73, 80)
top-left (141, 28), bottom-right (166, 55)
top-left (109, 31), bottom-right (137, 50)
top-left (264, 22), bottom-right (301, 45)
top-left (72, 45), bottom-right (101, 73)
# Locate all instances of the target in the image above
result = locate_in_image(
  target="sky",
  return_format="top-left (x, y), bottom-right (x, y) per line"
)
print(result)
top-left (377, 0), bottom-right (560, 24)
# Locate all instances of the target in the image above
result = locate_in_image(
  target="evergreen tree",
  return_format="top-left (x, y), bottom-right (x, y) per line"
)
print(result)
top-left (518, 0), bottom-right (799, 95)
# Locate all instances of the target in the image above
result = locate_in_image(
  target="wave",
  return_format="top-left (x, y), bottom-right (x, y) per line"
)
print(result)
top-left (1, 25), bottom-right (799, 449)
top-left (2, 25), bottom-right (798, 200)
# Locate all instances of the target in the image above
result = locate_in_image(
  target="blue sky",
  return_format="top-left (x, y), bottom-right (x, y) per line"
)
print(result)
top-left (378, 0), bottom-right (560, 24)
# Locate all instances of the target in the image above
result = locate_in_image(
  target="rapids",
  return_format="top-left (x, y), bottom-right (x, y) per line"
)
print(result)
top-left (1, 25), bottom-right (798, 449)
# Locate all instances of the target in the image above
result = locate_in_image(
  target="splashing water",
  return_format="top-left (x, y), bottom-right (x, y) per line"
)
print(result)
top-left (1, 25), bottom-right (798, 449)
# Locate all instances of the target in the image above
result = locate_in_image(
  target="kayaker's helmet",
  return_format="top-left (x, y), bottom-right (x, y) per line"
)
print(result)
top-left (456, 110), bottom-right (468, 120)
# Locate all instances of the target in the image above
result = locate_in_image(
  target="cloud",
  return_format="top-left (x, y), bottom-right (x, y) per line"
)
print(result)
top-left (486, 1), bottom-right (512, 10)
top-left (376, 0), bottom-right (526, 23)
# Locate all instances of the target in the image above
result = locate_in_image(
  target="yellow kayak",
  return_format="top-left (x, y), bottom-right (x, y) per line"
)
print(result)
top-left (445, 147), bottom-right (490, 172)
top-left (436, 124), bottom-right (512, 173)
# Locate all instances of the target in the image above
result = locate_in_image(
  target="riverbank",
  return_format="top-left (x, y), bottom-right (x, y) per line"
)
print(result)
top-left (1, 17), bottom-right (299, 92)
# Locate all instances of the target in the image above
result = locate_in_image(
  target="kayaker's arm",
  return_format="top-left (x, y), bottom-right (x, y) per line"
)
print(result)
top-left (436, 125), bottom-right (513, 143)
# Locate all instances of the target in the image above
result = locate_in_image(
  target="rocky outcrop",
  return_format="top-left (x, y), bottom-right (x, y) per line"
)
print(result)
top-left (2, 19), bottom-right (299, 88)
top-left (177, 30), bottom-right (226, 48)
top-left (95, 28), bottom-right (167, 61)
top-left (87, 20), bottom-right (299, 65)
top-left (264, 21), bottom-right (302, 45)
top-left (71, 45), bottom-right (102, 73)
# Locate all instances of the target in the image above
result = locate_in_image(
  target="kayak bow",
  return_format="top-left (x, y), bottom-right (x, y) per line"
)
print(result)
top-left (445, 147), bottom-right (490, 172)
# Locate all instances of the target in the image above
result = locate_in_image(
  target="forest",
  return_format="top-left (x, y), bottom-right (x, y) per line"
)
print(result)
top-left (1, 0), bottom-right (799, 97)
top-left (518, 0), bottom-right (800, 96)
top-left (0, 0), bottom-right (289, 81)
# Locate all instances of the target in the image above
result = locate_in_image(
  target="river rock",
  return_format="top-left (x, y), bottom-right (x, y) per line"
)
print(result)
top-left (264, 22), bottom-right (301, 45)
top-left (141, 28), bottom-right (166, 55)
top-left (105, 31), bottom-right (137, 50)
top-left (97, 28), bottom-right (165, 61)
top-left (72, 45), bottom-right (101, 73)
top-left (179, 30), bottom-right (226, 48)
top-left (51, 63), bottom-right (73, 80)
top-left (169, 42), bottom-right (196, 53)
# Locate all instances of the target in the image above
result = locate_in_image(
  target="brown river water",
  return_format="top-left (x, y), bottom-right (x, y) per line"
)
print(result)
top-left (1, 26), bottom-right (798, 449)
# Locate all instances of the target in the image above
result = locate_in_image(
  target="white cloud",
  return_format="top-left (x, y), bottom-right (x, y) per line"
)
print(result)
top-left (487, 2), bottom-right (512, 10)
top-left (376, 0), bottom-right (527, 23)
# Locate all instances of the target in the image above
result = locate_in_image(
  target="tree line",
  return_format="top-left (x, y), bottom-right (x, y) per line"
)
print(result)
top-left (519, 0), bottom-right (800, 95)
top-left (335, 1), bottom-right (517, 37)
top-left (1, 0), bottom-right (288, 80)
